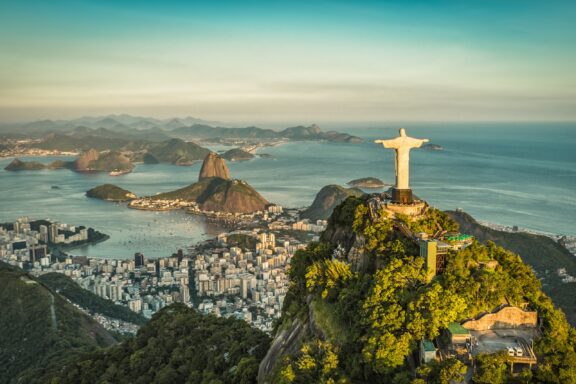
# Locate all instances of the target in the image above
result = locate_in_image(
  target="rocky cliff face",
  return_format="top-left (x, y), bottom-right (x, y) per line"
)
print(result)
top-left (74, 149), bottom-right (100, 171)
top-left (300, 184), bottom-right (364, 221)
top-left (73, 149), bottom-right (133, 173)
top-left (198, 152), bottom-right (231, 180)
top-left (199, 179), bottom-right (268, 214)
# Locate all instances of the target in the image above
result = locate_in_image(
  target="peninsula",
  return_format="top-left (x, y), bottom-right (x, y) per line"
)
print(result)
top-left (129, 152), bottom-right (270, 217)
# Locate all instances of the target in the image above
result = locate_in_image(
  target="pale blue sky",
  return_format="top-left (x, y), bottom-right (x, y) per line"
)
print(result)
top-left (1, 0), bottom-right (575, 123)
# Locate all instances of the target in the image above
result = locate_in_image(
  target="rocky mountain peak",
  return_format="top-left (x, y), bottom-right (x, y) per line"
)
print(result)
top-left (198, 152), bottom-right (231, 180)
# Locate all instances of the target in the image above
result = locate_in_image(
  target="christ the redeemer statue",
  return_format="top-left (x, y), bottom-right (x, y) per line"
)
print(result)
top-left (375, 128), bottom-right (429, 204)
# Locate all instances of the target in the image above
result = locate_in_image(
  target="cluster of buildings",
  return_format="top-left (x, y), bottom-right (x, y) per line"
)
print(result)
top-left (128, 198), bottom-right (195, 211)
top-left (193, 230), bottom-right (307, 332)
top-left (0, 217), bottom-right (91, 268)
top-left (60, 251), bottom-right (192, 319)
top-left (129, 197), bottom-right (288, 224)
top-left (0, 137), bottom-right (78, 157)
top-left (421, 305), bottom-right (538, 373)
top-left (1, 209), bottom-right (319, 335)
top-left (68, 300), bottom-right (140, 334)
top-left (291, 219), bottom-right (327, 233)
top-left (418, 232), bottom-right (475, 279)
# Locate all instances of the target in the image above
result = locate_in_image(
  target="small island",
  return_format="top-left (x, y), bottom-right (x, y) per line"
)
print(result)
top-left (4, 158), bottom-right (70, 171)
top-left (221, 148), bottom-right (255, 162)
top-left (4, 149), bottom-right (135, 174)
top-left (422, 143), bottom-right (444, 151)
top-left (347, 177), bottom-right (388, 188)
top-left (86, 184), bottom-right (137, 201)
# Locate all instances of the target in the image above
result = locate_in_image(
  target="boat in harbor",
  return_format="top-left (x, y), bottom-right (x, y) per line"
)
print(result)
top-left (109, 169), bottom-right (130, 176)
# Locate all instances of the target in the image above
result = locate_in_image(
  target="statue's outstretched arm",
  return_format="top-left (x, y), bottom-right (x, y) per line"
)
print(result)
top-left (374, 139), bottom-right (400, 148)
top-left (411, 138), bottom-right (430, 148)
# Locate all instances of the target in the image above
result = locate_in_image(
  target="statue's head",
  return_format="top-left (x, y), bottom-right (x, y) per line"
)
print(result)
top-left (399, 128), bottom-right (406, 137)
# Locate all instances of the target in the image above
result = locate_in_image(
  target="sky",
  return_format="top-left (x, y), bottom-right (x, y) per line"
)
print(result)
top-left (0, 0), bottom-right (575, 125)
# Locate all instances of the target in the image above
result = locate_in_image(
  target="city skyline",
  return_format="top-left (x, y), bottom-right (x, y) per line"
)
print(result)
top-left (1, 0), bottom-right (575, 124)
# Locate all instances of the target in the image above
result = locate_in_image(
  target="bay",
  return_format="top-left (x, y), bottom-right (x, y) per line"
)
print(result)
top-left (0, 122), bottom-right (574, 259)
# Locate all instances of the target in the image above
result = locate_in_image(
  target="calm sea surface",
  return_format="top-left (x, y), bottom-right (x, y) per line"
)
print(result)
top-left (1, 123), bottom-right (574, 259)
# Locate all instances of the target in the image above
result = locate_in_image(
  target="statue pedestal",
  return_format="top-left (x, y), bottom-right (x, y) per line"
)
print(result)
top-left (391, 188), bottom-right (413, 204)
top-left (385, 200), bottom-right (427, 217)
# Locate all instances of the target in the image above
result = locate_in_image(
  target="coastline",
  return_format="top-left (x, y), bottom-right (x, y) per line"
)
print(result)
top-left (476, 219), bottom-right (576, 256)
top-left (51, 234), bottom-right (110, 252)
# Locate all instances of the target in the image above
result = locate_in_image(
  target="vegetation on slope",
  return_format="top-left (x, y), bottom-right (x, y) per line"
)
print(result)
top-left (37, 272), bottom-right (147, 325)
top-left (144, 138), bottom-right (210, 165)
top-left (4, 158), bottom-right (47, 170)
top-left (226, 233), bottom-right (258, 251)
top-left (36, 132), bottom-right (136, 151)
top-left (268, 198), bottom-right (576, 384)
top-left (89, 151), bottom-right (134, 172)
top-left (301, 184), bottom-right (364, 221)
top-left (447, 210), bottom-right (576, 326)
top-left (39, 303), bottom-right (271, 384)
top-left (0, 262), bottom-right (116, 384)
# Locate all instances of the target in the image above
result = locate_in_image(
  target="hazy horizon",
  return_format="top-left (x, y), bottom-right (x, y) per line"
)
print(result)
top-left (3, 113), bottom-right (576, 131)
top-left (1, 1), bottom-right (575, 123)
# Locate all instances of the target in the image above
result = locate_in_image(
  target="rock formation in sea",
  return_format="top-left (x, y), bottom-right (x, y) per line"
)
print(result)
top-left (74, 149), bottom-right (100, 171)
top-left (73, 149), bottom-right (134, 173)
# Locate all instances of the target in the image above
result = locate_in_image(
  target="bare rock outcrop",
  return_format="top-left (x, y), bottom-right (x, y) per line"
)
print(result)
top-left (198, 152), bottom-right (231, 180)
top-left (74, 148), bottom-right (100, 171)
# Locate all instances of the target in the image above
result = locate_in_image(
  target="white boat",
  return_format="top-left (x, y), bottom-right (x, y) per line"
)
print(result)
top-left (109, 170), bottom-right (128, 176)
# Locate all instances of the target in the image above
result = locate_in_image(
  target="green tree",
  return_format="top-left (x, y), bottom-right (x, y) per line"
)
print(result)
top-left (473, 352), bottom-right (508, 384)
top-left (306, 259), bottom-right (352, 299)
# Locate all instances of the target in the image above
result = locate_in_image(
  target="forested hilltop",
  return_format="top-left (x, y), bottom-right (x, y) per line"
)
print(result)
top-left (4, 196), bottom-right (575, 383)
top-left (260, 196), bottom-right (576, 383)
top-left (0, 262), bottom-right (117, 384)
top-left (35, 304), bottom-right (271, 384)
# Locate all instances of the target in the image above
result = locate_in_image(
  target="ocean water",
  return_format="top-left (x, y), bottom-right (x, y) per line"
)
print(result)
top-left (0, 123), bottom-right (574, 259)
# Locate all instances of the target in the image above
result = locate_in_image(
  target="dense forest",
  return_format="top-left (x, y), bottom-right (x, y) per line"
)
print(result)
top-left (0, 262), bottom-right (117, 384)
top-left (38, 304), bottom-right (271, 384)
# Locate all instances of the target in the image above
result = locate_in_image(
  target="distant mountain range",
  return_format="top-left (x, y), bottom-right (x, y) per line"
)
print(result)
top-left (0, 114), bottom-right (363, 143)
top-left (1, 114), bottom-right (223, 134)
top-left (173, 123), bottom-right (363, 143)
